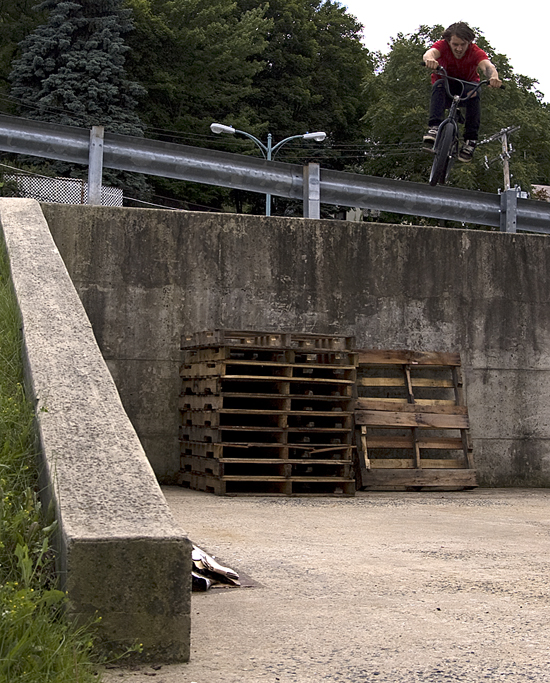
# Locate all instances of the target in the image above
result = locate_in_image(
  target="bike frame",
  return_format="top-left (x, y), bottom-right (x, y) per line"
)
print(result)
top-left (434, 68), bottom-right (487, 146)
top-left (429, 67), bottom-right (488, 185)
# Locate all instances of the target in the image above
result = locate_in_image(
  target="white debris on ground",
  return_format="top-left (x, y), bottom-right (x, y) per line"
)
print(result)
top-left (191, 545), bottom-right (240, 591)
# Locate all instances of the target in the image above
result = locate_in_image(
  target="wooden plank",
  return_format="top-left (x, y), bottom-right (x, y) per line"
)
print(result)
top-left (357, 377), bottom-right (455, 388)
top-left (357, 398), bottom-right (455, 406)
top-left (176, 471), bottom-right (225, 495)
top-left (412, 378), bottom-right (455, 388)
top-left (412, 427), bottom-right (421, 468)
top-left (452, 366), bottom-right (464, 406)
top-left (220, 458), bottom-right (352, 465)
top-left (181, 442), bottom-right (225, 459)
top-left (307, 445), bottom-right (352, 455)
top-left (366, 435), bottom-right (464, 449)
top-left (355, 399), bottom-right (468, 414)
top-left (360, 469), bottom-right (477, 488)
top-left (370, 458), bottom-right (466, 469)
top-left (404, 365), bottom-right (415, 404)
top-left (182, 347), bottom-right (295, 364)
top-left (461, 429), bottom-right (475, 469)
top-left (369, 458), bottom-right (414, 469)
top-left (180, 455), bottom-right (221, 476)
top-left (355, 397), bottom-right (456, 406)
top-left (358, 377), bottom-right (406, 387)
top-left (356, 349), bottom-right (461, 366)
top-left (355, 410), bottom-right (469, 429)
top-left (288, 476), bottom-right (355, 483)
top-left (194, 374), bottom-right (355, 385)
top-left (181, 329), bottom-right (355, 351)
top-left (222, 475), bottom-right (287, 481)
top-left (182, 440), bottom-right (286, 452)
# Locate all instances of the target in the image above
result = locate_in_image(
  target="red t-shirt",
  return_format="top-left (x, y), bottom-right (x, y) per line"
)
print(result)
top-left (431, 39), bottom-right (489, 83)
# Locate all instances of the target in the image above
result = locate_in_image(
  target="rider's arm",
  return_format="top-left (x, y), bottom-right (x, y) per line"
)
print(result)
top-left (423, 47), bottom-right (441, 70)
top-left (478, 59), bottom-right (502, 88)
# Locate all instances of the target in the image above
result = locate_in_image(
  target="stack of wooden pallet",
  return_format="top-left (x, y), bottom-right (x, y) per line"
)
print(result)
top-left (355, 349), bottom-right (476, 490)
top-left (178, 330), bottom-right (357, 496)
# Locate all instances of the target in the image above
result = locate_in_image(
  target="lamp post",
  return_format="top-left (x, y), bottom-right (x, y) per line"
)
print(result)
top-left (210, 123), bottom-right (326, 216)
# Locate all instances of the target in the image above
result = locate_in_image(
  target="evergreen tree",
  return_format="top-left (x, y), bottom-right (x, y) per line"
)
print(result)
top-left (0, 0), bottom-right (46, 107)
top-left (8, 0), bottom-right (148, 197)
top-left (9, 0), bottom-right (145, 133)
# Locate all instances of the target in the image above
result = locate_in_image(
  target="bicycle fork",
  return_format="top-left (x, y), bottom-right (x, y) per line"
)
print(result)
top-left (434, 95), bottom-right (460, 153)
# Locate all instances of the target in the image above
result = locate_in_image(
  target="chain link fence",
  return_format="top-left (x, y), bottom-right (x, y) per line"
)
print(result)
top-left (4, 174), bottom-right (123, 206)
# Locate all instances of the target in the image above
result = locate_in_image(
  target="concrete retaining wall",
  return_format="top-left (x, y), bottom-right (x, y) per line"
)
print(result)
top-left (39, 202), bottom-right (550, 487)
top-left (0, 199), bottom-right (192, 661)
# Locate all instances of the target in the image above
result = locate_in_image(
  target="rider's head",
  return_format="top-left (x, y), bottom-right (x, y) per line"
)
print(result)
top-left (442, 22), bottom-right (476, 60)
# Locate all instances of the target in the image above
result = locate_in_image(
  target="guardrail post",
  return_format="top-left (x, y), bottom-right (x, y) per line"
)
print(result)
top-left (303, 163), bottom-right (320, 219)
top-left (88, 126), bottom-right (104, 205)
top-left (500, 188), bottom-right (517, 233)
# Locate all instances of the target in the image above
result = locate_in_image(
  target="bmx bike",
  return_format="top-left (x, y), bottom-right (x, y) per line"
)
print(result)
top-left (428, 66), bottom-right (497, 186)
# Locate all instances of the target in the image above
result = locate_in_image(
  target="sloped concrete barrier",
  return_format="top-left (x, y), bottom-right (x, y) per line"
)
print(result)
top-left (0, 198), bottom-right (191, 661)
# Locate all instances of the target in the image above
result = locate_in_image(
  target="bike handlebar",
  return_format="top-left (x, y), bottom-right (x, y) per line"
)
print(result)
top-left (424, 64), bottom-right (505, 93)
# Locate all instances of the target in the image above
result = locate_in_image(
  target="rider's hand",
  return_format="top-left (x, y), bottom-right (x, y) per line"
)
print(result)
top-left (489, 76), bottom-right (503, 88)
top-left (424, 58), bottom-right (440, 70)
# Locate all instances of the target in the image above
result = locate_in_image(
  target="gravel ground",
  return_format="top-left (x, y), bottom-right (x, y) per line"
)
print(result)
top-left (103, 488), bottom-right (550, 683)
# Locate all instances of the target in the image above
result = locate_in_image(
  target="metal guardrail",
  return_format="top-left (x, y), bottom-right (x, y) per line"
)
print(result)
top-left (1, 114), bottom-right (549, 233)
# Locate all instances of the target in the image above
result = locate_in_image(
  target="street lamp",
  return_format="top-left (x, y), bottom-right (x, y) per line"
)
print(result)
top-left (210, 123), bottom-right (326, 216)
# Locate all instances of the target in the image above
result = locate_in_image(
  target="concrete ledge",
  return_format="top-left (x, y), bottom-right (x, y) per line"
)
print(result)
top-left (0, 199), bottom-right (191, 661)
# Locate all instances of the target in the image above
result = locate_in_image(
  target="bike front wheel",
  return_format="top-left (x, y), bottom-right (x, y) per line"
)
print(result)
top-left (429, 124), bottom-right (457, 186)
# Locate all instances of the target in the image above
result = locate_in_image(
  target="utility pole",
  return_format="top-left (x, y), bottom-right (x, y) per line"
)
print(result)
top-left (501, 128), bottom-right (511, 191)
top-left (480, 125), bottom-right (520, 191)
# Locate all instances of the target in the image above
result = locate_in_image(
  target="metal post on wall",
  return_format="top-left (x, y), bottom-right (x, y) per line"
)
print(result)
top-left (500, 188), bottom-right (518, 233)
top-left (303, 163), bottom-right (320, 219)
top-left (88, 126), bottom-right (104, 205)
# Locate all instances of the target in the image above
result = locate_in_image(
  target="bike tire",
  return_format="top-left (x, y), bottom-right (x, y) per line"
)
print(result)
top-left (429, 124), bottom-right (456, 186)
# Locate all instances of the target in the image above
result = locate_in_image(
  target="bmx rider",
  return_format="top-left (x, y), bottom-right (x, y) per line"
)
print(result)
top-left (422, 22), bottom-right (502, 162)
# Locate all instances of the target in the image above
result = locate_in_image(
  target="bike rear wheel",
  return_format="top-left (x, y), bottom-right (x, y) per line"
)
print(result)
top-left (429, 123), bottom-right (457, 186)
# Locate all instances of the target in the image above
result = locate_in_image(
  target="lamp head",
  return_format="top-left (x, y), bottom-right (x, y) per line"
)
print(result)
top-left (210, 123), bottom-right (236, 135)
top-left (303, 131), bottom-right (326, 142)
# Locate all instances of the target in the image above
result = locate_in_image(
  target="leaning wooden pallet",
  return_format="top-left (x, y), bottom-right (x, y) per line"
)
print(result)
top-left (178, 331), bottom-right (357, 496)
top-left (354, 349), bottom-right (476, 490)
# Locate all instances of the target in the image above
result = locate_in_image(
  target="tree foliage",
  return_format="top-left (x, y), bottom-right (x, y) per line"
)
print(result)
top-left (3, 10), bottom-right (550, 211)
top-left (0, 0), bottom-right (46, 106)
top-left (124, 0), bottom-right (270, 137)
top-left (122, 0), bottom-right (371, 210)
top-left (9, 0), bottom-right (145, 133)
top-left (7, 0), bottom-right (148, 196)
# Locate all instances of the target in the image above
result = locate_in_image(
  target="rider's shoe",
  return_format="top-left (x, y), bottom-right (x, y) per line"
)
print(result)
top-left (423, 127), bottom-right (438, 148)
top-left (458, 140), bottom-right (477, 163)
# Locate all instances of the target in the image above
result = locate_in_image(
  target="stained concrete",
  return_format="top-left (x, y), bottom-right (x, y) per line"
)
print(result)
top-left (104, 486), bottom-right (550, 683)
top-left (0, 199), bottom-right (192, 660)
top-left (40, 203), bottom-right (550, 486)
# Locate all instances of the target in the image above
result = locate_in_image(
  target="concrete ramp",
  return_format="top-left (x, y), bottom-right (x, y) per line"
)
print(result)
top-left (0, 198), bottom-right (191, 661)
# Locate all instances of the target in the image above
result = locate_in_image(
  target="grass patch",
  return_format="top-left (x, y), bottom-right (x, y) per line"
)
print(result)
top-left (0, 237), bottom-right (101, 682)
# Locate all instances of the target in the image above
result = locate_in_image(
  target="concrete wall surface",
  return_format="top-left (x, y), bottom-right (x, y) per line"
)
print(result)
top-left (0, 199), bottom-right (192, 661)
top-left (40, 202), bottom-right (550, 487)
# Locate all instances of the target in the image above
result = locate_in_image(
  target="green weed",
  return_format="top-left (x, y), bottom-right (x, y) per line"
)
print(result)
top-left (0, 238), bottom-right (101, 682)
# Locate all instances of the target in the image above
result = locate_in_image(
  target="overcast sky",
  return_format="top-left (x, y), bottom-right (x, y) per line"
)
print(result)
top-left (343, 1), bottom-right (548, 102)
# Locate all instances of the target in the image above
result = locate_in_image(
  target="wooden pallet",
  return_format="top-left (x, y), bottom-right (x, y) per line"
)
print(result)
top-left (178, 335), bottom-right (357, 496)
top-left (354, 349), bottom-right (476, 490)
top-left (181, 329), bottom-right (355, 351)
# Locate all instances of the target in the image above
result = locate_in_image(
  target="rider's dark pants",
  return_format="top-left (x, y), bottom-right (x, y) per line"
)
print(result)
top-left (429, 79), bottom-right (481, 140)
